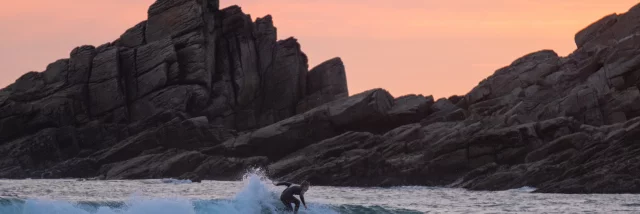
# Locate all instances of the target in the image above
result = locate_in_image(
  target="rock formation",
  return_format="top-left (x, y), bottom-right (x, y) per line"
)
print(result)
top-left (0, 0), bottom-right (347, 180)
top-left (2, 0), bottom-right (640, 194)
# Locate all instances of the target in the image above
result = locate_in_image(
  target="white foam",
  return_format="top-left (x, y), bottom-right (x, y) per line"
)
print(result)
top-left (507, 186), bottom-right (537, 193)
top-left (0, 171), bottom-right (339, 214)
top-left (160, 178), bottom-right (193, 184)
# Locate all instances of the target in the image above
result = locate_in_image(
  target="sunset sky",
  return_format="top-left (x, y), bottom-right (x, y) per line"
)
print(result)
top-left (1, 0), bottom-right (638, 98)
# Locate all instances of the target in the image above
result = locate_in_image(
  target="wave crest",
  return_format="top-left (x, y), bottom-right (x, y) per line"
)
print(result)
top-left (0, 171), bottom-right (419, 214)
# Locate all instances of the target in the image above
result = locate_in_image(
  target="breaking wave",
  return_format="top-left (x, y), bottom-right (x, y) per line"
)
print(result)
top-left (0, 172), bottom-right (422, 214)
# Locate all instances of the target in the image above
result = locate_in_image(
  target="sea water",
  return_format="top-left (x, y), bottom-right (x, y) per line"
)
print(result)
top-left (0, 171), bottom-right (640, 213)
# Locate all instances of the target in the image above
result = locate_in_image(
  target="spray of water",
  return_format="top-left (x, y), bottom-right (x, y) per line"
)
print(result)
top-left (0, 169), bottom-right (339, 214)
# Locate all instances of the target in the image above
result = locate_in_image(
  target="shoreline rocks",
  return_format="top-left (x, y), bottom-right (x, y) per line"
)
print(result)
top-left (2, 0), bottom-right (640, 194)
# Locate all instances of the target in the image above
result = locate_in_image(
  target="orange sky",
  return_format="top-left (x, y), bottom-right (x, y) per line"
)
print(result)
top-left (1, 0), bottom-right (638, 98)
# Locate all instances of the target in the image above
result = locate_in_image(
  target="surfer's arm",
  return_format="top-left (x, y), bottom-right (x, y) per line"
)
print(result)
top-left (300, 194), bottom-right (307, 208)
top-left (274, 182), bottom-right (292, 187)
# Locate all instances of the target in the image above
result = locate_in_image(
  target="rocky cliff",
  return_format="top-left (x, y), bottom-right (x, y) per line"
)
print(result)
top-left (2, 0), bottom-right (640, 194)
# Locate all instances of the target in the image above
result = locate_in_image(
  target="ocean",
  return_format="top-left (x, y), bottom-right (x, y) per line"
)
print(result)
top-left (0, 171), bottom-right (639, 214)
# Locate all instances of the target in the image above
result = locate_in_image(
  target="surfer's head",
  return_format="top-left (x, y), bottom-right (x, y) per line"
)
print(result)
top-left (301, 181), bottom-right (310, 193)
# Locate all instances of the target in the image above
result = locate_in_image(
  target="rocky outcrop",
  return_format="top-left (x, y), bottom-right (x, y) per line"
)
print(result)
top-left (204, 88), bottom-right (394, 160)
top-left (0, 0), bottom-right (344, 180)
top-left (262, 2), bottom-right (640, 193)
top-left (575, 3), bottom-right (640, 50)
top-left (296, 57), bottom-right (349, 113)
top-left (3, 0), bottom-right (640, 194)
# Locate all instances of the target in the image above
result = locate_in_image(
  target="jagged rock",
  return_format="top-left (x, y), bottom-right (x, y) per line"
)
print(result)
top-left (9, 72), bottom-right (45, 100)
top-left (88, 78), bottom-right (125, 116)
top-left (208, 89), bottom-right (393, 160)
top-left (4, 0), bottom-right (640, 195)
top-left (0, 127), bottom-right (80, 170)
top-left (575, 14), bottom-right (619, 48)
top-left (268, 131), bottom-right (386, 186)
top-left (117, 21), bottom-right (147, 48)
top-left (222, 7), bottom-right (260, 108)
top-left (576, 3), bottom-right (640, 49)
top-left (8, 59), bottom-right (73, 102)
top-left (67, 45), bottom-right (96, 85)
top-left (90, 47), bottom-right (120, 83)
top-left (177, 44), bottom-right (209, 87)
top-left (145, 0), bottom-right (204, 43)
top-left (465, 50), bottom-right (561, 107)
top-left (136, 63), bottom-right (168, 98)
top-left (42, 59), bottom-right (69, 85)
top-left (259, 38), bottom-right (309, 126)
top-left (74, 121), bottom-right (129, 150)
top-left (101, 149), bottom-right (208, 179)
top-left (94, 115), bottom-right (233, 166)
top-left (254, 15), bottom-right (277, 83)
top-left (306, 58), bottom-right (347, 95)
top-left (421, 98), bottom-right (465, 126)
top-left (0, 0), bottom-right (358, 182)
top-left (135, 38), bottom-right (177, 75)
top-left (386, 94), bottom-right (433, 126)
top-left (297, 57), bottom-right (349, 113)
top-left (525, 132), bottom-right (590, 163)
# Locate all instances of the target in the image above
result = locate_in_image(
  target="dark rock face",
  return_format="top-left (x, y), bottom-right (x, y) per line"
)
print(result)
top-left (0, 0), bottom-right (342, 180)
top-left (204, 88), bottom-right (394, 160)
top-left (268, 131), bottom-right (387, 186)
top-left (4, 0), bottom-right (640, 194)
top-left (297, 57), bottom-right (349, 113)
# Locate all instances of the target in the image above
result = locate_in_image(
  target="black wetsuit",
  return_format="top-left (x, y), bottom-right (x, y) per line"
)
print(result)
top-left (276, 182), bottom-right (306, 213)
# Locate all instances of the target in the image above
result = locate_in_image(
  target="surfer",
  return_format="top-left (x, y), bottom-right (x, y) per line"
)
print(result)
top-left (274, 181), bottom-right (309, 213)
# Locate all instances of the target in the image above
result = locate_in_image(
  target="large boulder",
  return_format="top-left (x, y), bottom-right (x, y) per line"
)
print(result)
top-left (386, 94), bottom-right (433, 126)
top-left (145, 0), bottom-right (204, 43)
top-left (575, 3), bottom-right (640, 50)
top-left (297, 57), bottom-right (349, 113)
top-left (575, 14), bottom-right (619, 48)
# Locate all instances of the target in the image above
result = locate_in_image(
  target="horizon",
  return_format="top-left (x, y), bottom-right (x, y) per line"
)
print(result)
top-left (1, 0), bottom-right (638, 98)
